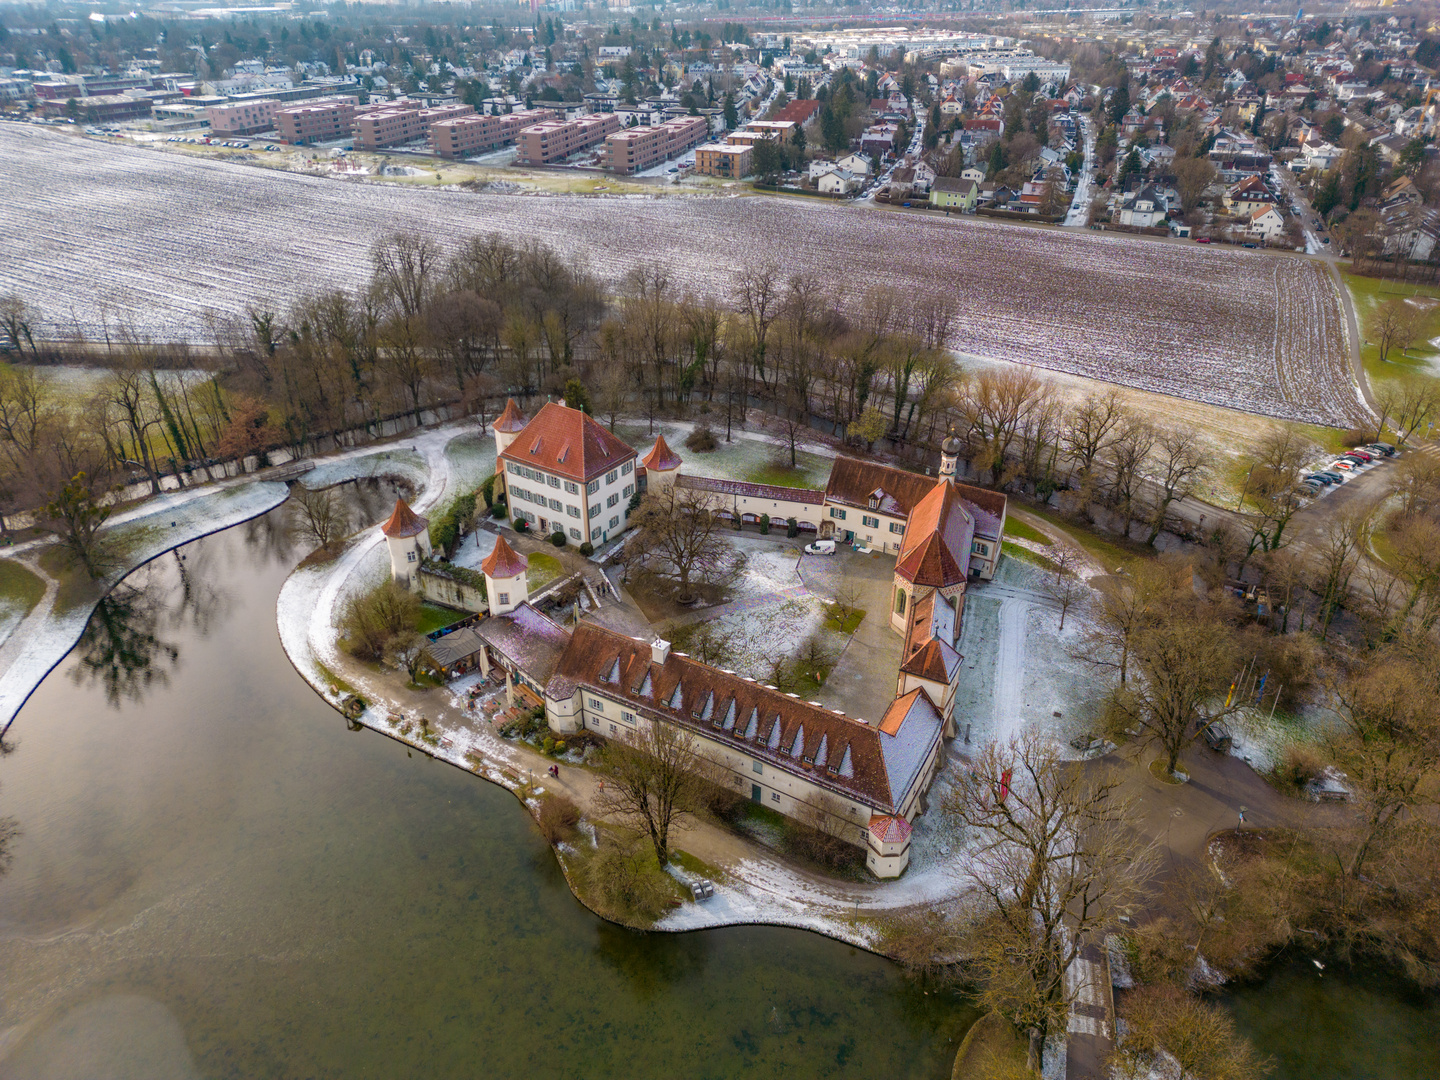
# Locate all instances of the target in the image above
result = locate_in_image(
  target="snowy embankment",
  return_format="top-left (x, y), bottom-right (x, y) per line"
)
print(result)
top-left (0, 479), bottom-right (289, 732)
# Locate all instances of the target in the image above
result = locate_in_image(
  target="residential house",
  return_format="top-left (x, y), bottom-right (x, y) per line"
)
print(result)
top-left (1224, 176), bottom-right (1278, 216)
top-left (1118, 183), bottom-right (1168, 227)
top-left (837, 151), bottom-right (874, 176)
top-left (1248, 205), bottom-right (1287, 241)
top-left (817, 168), bottom-right (862, 195)
top-left (930, 176), bottom-right (979, 211)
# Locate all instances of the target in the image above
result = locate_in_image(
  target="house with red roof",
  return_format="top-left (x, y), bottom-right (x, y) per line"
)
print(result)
top-left (497, 399), bottom-right (639, 547)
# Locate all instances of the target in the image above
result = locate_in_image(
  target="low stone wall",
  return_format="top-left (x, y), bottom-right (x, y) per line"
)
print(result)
top-left (417, 568), bottom-right (486, 612)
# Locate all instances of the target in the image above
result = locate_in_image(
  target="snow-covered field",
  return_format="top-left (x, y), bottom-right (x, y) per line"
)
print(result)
top-left (0, 125), bottom-right (1359, 426)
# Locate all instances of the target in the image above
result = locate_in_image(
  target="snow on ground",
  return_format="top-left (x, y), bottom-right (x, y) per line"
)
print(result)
top-left (952, 557), bottom-right (1109, 752)
top-left (442, 430), bottom-right (498, 493)
top-left (299, 447), bottom-right (428, 492)
top-left (1225, 701), bottom-right (1341, 774)
top-left (0, 479), bottom-right (289, 731)
top-left (617, 419), bottom-right (837, 489)
top-left (449, 527), bottom-right (499, 571)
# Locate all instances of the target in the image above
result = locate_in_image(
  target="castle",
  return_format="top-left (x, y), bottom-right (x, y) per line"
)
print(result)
top-left (381, 401), bottom-right (1008, 878)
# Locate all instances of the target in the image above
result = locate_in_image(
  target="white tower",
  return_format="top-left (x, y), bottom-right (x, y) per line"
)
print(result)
top-left (381, 497), bottom-right (431, 589)
top-left (939, 426), bottom-right (961, 484)
top-left (481, 535), bottom-right (529, 615)
top-left (493, 398), bottom-right (529, 460)
top-left (640, 434), bottom-right (683, 497)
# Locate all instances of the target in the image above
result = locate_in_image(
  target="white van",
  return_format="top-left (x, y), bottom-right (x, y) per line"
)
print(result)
top-left (804, 540), bottom-right (836, 556)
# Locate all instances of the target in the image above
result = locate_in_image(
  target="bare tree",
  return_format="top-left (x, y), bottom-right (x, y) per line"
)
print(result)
top-left (1146, 426), bottom-right (1213, 544)
top-left (1371, 296), bottom-right (1421, 365)
top-left (387, 628), bottom-right (433, 685)
top-left (1042, 547), bottom-right (1087, 631)
top-left (628, 485), bottom-right (737, 602)
top-left (0, 295), bottom-right (39, 358)
top-left (1308, 508), bottom-right (1370, 638)
top-left (1327, 646), bottom-right (1440, 880)
top-left (1239, 426), bottom-right (1316, 561)
top-left (1113, 985), bottom-right (1272, 1080)
top-left (735, 263), bottom-right (782, 395)
top-left (1105, 575), bottom-right (1243, 777)
top-left (595, 719), bottom-right (709, 867)
top-left (1105, 416), bottom-right (1155, 538)
top-left (946, 733), bottom-right (1157, 1072)
top-left (288, 485), bottom-right (350, 553)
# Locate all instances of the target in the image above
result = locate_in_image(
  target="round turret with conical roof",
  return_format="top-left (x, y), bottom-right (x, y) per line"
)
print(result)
top-left (481, 535), bottom-right (529, 615)
top-left (939, 426), bottom-right (961, 482)
top-left (640, 434), bottom-right (683, 497)
top-left (492, 398), bottom-right (529, 460)
top-left (381, 497), bottom-right (432, 589)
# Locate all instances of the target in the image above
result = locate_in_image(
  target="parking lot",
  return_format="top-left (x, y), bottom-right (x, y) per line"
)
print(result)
top-left (1289, 442), bottom-right (1406, 543)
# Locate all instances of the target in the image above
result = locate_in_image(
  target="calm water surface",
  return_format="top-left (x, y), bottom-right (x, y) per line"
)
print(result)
top-left (0, 503), bottom-right (977, 1079)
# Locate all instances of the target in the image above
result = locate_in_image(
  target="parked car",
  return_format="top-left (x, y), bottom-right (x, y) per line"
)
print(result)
top-left (1366, 443), bottom-right (1396, 457)
top-left (1330, 461), bottom-right (1354, 471)
top-left (1242, 242), bottom-right (1258, 248)
top-left (1195, 236), bottom-right (1212, 243)
top-left (1317, 471), bottom-right (1345, 483)
top-left (804, 540), bottom-right (836, 556)
top-left (1339, 454), bottom-right (1368, 466)
top-left (1347, 448), bottom-right (1374, 462)
top-left (1303, 473), bottom-right (1336, 486)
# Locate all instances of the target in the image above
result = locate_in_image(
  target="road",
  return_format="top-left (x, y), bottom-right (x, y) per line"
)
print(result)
top-left (1063, 114), bottom-right (1096, 228)
top-left (861, 96), bottom-right (922, 200)
top-left (1269, 162), bottom-right (1331, 255)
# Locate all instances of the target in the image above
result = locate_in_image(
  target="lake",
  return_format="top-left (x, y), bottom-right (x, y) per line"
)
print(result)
top-left (0, 503), bottom-right (975, 1079)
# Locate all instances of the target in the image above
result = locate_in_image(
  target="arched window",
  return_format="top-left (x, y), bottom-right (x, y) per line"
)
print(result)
top-left (894, 588), bottom-right (906, 616)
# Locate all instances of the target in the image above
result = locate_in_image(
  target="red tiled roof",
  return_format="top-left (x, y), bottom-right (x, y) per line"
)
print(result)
top-left (772, 98), bottom-right (820, 124)
top-left (550, 622), bottom-right (936, 810)
top-left (381, 497), bottom-right (428, 538)
top-left (869, 814), bottom-right (912, 843)
top-left (895, 480), bottom-right (972, 588)
top-left (641, 434), bottom-right (683, 472)
top-left (498, 401), bottom-right (637, 483)
top-left (494, 397), bottom-right (529, 433)
top-left (480, 535), bottom-right (529, 579)
top-left (900, 638), bottom-right (960, 683)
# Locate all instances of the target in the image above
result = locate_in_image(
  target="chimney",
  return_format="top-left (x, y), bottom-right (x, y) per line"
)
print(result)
top-left (651, 637), bottom-right (671, 665)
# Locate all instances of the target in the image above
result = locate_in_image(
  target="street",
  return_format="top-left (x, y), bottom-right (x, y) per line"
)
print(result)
top-left (1063, 114), bottom-right (1096, 228)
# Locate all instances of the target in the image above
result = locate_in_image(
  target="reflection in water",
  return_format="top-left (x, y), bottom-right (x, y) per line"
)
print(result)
top-left (68, 580), bottom-right (182, 707)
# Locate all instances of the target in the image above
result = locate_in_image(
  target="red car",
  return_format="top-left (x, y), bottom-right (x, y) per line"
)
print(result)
top-left (1195, 236), bottom-right (1212, 243)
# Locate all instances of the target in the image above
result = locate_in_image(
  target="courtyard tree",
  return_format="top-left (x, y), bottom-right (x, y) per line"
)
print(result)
top-left (596, 719), bottom-right (708, 867)
top-left (628, 485), bottom-right (734, 603)
top-left (386, 629), bottom-right (433, 685)
top-left (945, 733), bottom-right (1157, 1072)
top-left (1041, 547), bottom-right (1086, 631)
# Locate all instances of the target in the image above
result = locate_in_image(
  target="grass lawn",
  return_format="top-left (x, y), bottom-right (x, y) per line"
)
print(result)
top-left (950, 1012), bottom-right (1028, 1080)
top-left (0, 557), bottom-right (46, 617)
top-left (1001, 541), bottom-right (1067, 576)
top-left (526, 551), bottom-right (564, 591)
top-left (417, 602), bottom-right (467, 635)
top-left (1344, 271), bottom-right (1440, 388)
top-left (1003, 517), bottom-right (1053, 546)
top-left (1020, 504), bottom-right (1149, 572)
top-left (670, 849), bottom-right (727, 882)
top-left (824, 604), bottom-right (866, 635)
top-left (38, 545), bottom-right (103, 613)
top-left (744, 457), bottom-right (831, 489)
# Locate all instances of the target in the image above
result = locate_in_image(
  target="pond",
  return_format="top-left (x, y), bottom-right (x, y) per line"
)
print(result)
top-left (0, 503), bottom-right (976, 1079)
top-left (1222, 955), bottom-right (1440, 1080)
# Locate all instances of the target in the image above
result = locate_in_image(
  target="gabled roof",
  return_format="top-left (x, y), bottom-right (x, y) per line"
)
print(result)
top-left (549, 623), bottom-right (944, 812)
top-left (480, 535), bottom-right (529, 579)
top-left (895, 479), bottom-right (974, 588)
top-left (498, 401), bottom-right (637, 483)
top-left (493, 397), bottom-right (529, 433)
top-left (381, 497), bottom-right (428, 539)
top-left (641, 434), bottom-right (683, 472)
top-left (900, 637), bottom-right (963, 684)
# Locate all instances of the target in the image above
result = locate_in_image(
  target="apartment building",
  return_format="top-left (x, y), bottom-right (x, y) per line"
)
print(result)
top-left (275, 99), bottom-right (357, 145)
top-left (598, 115), bottom-right (709, 174)
top-left (515, 114), bottom-right (621, 165)
top-left (693, 142), bottom-right (753, 178)
top-left (429, 107), bottom-right (559, 159)
top-left (355, 102), bottom-right (473, 151)
top-left (725, 119), bottom-right (798, 146)
top-left (207, 98), bottom-right (278, 136)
